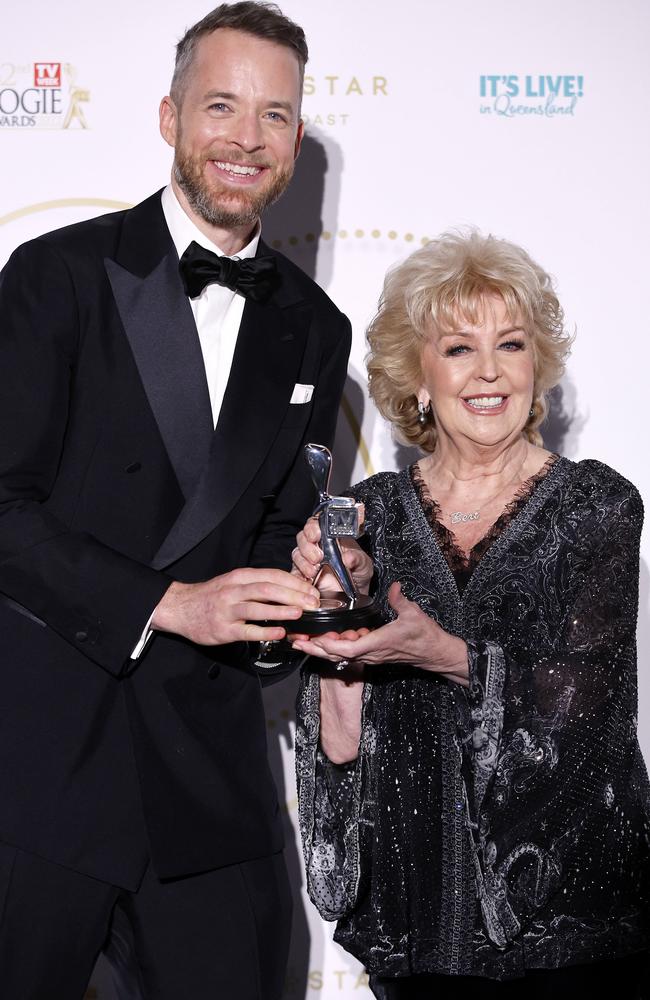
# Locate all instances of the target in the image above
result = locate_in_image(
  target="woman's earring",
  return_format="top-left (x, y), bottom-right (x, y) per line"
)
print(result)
top-left (418, 401), bottom-right (430, 425)
top-left (529, 407), bottom-right (535, 418)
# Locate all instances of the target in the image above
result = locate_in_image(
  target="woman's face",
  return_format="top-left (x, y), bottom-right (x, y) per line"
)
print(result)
top-left (418, 294), bottom-right (535, 451)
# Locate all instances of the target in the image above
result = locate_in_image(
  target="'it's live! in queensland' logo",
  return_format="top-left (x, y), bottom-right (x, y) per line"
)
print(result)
top-left (0, 62), bottom-right (90, 129)
top-left (479, 75), bottom-right (584, 117)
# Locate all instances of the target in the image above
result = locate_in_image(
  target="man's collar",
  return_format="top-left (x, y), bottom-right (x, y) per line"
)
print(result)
top-left (161, 184), bottom-right (261, 260)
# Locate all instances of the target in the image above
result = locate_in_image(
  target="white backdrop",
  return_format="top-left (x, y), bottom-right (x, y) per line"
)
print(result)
top-left (2, 2), bottom-right (650, 997)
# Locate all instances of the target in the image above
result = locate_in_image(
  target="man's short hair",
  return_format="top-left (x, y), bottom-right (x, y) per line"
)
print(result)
top-left (170, 1), bottom-right (309, 106)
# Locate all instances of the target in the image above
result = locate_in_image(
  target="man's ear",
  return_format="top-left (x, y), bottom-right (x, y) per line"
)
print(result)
top-left (294, 119), bottom-right (304, 160)
top-left (159, 96), bottom-right (178, 148)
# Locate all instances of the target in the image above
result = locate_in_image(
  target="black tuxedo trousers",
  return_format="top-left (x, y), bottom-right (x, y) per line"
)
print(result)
top-left (0, 840), bottom-right (292, 1000)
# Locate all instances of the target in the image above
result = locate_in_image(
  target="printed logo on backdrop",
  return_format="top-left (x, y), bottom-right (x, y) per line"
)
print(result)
top-left (301, 73), bottom-right (387, 129)
top-left (0, 62), bottom-right (90, 129)
top-left (479, 75), bottom-right (584, 118)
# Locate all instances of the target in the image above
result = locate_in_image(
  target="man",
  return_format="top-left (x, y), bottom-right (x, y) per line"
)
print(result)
top-left (0, 3), bottom-right (350, 997)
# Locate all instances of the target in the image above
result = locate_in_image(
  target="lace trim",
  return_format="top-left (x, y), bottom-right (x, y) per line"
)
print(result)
top-left (410, 455), bottom-right (558, 592)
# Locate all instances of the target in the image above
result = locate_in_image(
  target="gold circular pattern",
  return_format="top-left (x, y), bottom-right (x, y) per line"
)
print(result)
top-left (0, 197), bottom-right (132, 228)
top-left (257, 228), bottom-right (426, 247)
top-left (0, 204), bottom-right (429, 251)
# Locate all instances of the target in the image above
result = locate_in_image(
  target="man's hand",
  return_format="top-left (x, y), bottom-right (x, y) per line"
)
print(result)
top-left (151, 568), bottom-right (320, 645)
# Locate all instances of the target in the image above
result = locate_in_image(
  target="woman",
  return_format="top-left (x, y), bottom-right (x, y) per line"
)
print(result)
top-left (290, 231), bottom-right (650, 998)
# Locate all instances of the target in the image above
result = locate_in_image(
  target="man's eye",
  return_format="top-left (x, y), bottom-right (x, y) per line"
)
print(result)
top-left (209, 103), bottom-right (230, 112)
top-left (265, 111), bottom-right (288, 123)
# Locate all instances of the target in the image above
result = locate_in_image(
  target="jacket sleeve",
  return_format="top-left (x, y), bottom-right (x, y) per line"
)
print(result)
top-left (0, 240), bottom-right (172, 676)
top-left (456, 484), bottom-right (649, 947)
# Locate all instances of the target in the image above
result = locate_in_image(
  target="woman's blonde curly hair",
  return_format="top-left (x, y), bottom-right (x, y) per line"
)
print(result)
top-left (366, 229), bottom-right (573, 451)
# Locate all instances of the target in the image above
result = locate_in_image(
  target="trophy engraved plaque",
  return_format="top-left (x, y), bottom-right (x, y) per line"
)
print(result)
top-left (284, 443), bottom-right (382, 635)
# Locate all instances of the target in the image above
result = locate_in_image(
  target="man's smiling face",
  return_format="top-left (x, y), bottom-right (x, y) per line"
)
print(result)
top-left (160, 27), bottom-right (303, 239)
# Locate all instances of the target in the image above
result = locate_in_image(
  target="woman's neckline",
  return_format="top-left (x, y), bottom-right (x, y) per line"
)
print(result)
top-left (409, 453), bottom-right (559, 584)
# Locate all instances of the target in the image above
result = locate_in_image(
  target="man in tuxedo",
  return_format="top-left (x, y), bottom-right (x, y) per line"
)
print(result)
top-left (0, 3), bottom-right (350, 997)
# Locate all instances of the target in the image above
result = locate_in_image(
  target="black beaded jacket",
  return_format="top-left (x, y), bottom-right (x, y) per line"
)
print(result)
top-left (295, 457), bottom-right (650, 986)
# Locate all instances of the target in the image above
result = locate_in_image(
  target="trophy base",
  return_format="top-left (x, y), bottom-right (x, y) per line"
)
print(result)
top-left (284, 591), bottom-right (383, 636)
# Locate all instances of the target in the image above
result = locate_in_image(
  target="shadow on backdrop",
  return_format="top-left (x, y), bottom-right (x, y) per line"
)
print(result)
top-left (332, 371), bottom-right (366, 492)
top-left (542, 379), bottom-right (585, 456)
top-left (264, 129), bottom-right (342, 290)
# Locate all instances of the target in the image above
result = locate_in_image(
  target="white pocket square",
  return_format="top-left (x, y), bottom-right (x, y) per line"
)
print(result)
top-left (290, 383), bottom-right (314, 404)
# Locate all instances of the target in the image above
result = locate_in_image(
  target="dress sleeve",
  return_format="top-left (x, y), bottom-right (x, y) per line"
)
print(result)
top-left (456, 485), bottom-right (649, 947)
top-left (294, 481), bottom-right (385, 920)
top-left (295, 667), bottom-right (374, 920)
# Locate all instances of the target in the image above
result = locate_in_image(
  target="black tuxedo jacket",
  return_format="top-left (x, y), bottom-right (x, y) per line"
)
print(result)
top-left (0, 191), bottom-right (350, 889)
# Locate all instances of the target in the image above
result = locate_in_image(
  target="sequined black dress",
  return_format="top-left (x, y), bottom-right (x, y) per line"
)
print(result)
top-left (295, 457), bottom-right (650, 989)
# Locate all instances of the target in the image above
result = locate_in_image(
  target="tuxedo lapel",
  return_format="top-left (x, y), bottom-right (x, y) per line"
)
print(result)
top-left (105, 193), bottom-right (213, 499)
top-left (152, 254), bottom-right (311, 570)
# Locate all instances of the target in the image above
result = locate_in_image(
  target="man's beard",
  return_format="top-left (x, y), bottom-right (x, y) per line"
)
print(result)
top-left (173, 146), bottom-right (294, 230)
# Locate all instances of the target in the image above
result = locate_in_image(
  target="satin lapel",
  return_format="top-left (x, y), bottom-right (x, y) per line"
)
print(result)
top-left (152, 288), bottom-right (311, 570)
top-left (105, 197), bottom-right (213, 499)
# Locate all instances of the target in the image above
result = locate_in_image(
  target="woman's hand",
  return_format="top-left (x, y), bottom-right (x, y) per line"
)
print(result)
top-left (291, 582), bottom-right (469, 686)
top-left (292, 512), bottom-right (374, 595)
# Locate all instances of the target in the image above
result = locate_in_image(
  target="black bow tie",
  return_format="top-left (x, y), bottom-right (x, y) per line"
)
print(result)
top-left (179, 240), bottom-right (280, 304)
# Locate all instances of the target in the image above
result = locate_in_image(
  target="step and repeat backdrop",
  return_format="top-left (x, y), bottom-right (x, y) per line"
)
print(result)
top-left (2, 1), bottom-right (649, 997)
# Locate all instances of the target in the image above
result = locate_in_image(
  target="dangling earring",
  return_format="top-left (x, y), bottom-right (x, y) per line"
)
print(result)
top-left (418, 400), bottom-right (430, 425)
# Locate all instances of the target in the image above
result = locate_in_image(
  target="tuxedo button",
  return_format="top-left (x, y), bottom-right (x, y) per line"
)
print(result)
top-left (76, 630), bottom-right (88, 642)
top-left (125, 462), bottom-right (142, 474)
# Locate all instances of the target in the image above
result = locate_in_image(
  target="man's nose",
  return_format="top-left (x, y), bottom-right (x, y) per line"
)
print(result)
top-left (229, 111), bottom-right (264, 153)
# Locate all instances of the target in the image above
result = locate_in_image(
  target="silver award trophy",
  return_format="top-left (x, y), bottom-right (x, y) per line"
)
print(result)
top-left (285, 443), bottom-right (381, 635)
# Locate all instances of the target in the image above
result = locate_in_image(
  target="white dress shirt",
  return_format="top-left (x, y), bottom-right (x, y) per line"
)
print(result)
top-left (131, 186), bottom-right (262, 658)
top-left (161, 184), bottom-right (261, 428)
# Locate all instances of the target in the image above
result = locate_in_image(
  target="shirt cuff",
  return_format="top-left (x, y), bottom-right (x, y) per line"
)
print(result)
top-left (130, 610), bottom-right (156, 659)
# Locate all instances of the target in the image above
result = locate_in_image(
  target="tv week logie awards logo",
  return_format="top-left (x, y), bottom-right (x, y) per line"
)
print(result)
top-left (0, 61), bottom-right (90, 129)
